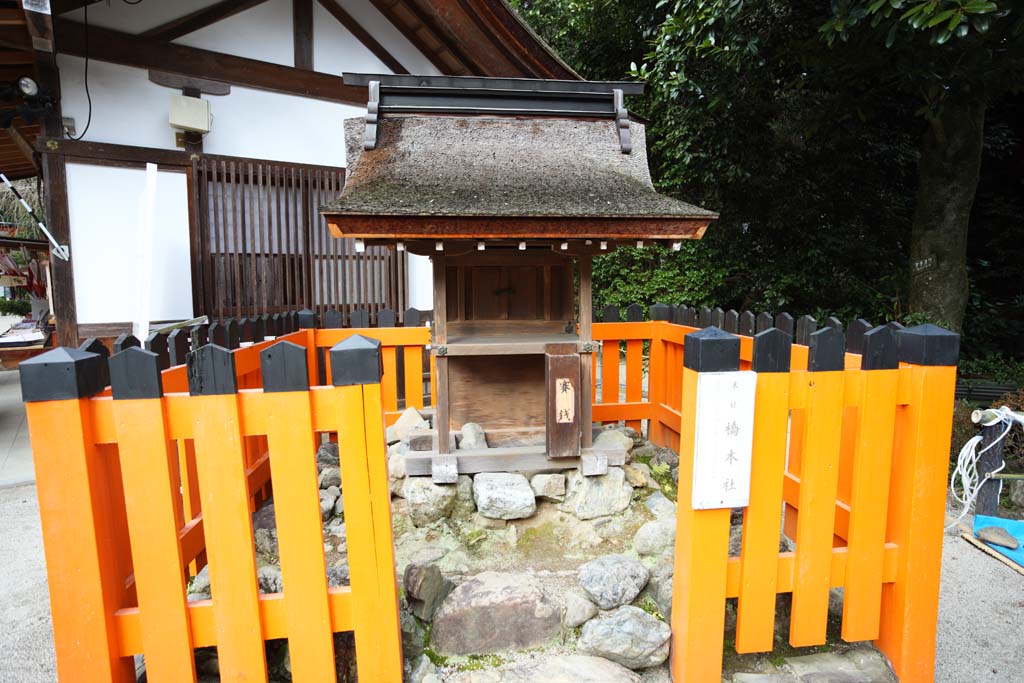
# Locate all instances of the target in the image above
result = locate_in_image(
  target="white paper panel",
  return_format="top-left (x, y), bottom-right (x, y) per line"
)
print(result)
top-left (691, 371), bottom-right (757, 510)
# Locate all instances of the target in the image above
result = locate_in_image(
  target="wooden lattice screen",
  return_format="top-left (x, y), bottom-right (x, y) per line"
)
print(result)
top-left (191, 156), bottom-right (407, 322)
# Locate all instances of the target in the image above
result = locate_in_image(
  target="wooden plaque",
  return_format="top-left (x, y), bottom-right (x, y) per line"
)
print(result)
top-left (545, 344), bottom-right (580, 458)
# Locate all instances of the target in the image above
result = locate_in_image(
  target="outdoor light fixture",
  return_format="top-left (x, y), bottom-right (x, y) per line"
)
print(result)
top-left (672, 241), bottom-right (682, 251)
top-left (16, 76), bottom-right (38, 98)
top-left (560, 242), bottom-right (568, 250)
top-left (354, 239), bottom-right (366, 253)
top-left (396, 241), bottom-right (405, 251)
top-left (636, 240), bottom-right (644, 248)
top-left (477, 241), bottom-right (485, 250)
top-left (600, 241), bottom-right (607, 250)
top-left (435, 241), bottom-right (443, 251)
top-left (518, 241), bottom-right (526, 250)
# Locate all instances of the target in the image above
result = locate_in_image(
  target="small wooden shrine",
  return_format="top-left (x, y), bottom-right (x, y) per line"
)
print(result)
top-left (322, 73), bottom-right (716, 481)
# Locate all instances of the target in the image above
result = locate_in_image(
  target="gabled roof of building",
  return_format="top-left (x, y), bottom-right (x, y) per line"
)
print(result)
top-left (321, 75), bottom-right (716, 241)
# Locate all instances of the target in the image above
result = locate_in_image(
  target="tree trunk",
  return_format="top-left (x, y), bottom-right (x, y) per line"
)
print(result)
top-left (907, 96), bottom-right (986, 333)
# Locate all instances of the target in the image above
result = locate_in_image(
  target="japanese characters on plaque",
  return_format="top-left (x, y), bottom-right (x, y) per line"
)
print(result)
top-left (691, 371), bottom-right (757, 510)
top-left (555, 377), bottom-right (575, 424)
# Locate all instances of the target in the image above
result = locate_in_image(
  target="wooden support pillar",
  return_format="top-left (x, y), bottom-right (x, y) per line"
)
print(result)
top-left (579, 255), bottom-right (593, 447)
top-left (432, 255), bottom-right (450, 454)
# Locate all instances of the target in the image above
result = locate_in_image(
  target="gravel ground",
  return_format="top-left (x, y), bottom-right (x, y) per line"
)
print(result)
top-left (0, 482), bottom-right (1020, 683)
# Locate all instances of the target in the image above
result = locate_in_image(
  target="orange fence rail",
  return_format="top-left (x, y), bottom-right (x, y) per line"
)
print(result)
top-left (20, 317), bottom-right (958, 682)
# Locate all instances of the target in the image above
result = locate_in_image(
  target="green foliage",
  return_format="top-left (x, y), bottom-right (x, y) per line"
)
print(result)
top-left (958, 354), bottom-right (1024, 385)
top-left (0, 298), bottom-right (30, 316)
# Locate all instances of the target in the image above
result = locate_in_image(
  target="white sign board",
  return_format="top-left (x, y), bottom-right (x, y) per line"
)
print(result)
top-left (692, 371), bottom-right (757, 510)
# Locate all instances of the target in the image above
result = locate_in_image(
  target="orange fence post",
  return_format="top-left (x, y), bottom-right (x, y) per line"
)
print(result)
top-left (736, 328), bottom-right (792, 652)
top-left (842, 326), bottom-right (899, 642)
top-left (647, 316), bottom-right (668, 445)
top-left (261, 341), bottom-right (338, 681)
top-left (187, 345), bottom-right (268, 681)
top-left (789, 326), bottom-right (846, 646)
top-left (109, 348), bottom-right (198, 682)
top-left (876, 325), bottom-right (959, 682)
top-left (20, 348), bottom-right (136, 683)
top-left (670, 327), bottom-right (738, 683)
top-left (331, 335), bottom-right (404, 682)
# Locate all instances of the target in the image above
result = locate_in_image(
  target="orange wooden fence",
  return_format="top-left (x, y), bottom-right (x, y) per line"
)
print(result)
top-left (20, 318), bottom-right (957, 683)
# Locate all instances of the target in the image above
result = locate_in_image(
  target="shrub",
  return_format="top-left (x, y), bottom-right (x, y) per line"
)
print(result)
top-left (0, 298), bottom-right (31, 316)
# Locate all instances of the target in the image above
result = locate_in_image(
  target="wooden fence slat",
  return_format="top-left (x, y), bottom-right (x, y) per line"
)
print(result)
top-left (187, 347), bottom-right (268, 680)
top-left (260, 342), bottom-right (336, 680)
top-left (110, 349), bottom-right (197, 682)
top-left (624, 339), bottom-right (643, 432)
top-left (601, 337), bottom-right (620, 407)
top-left (404, 345), bottom-right (425, 409)
top-left (382, 345), bottom-right (399, 412)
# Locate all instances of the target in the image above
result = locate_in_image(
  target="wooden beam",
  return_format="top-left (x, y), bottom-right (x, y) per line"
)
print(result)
top-left (293, 0), bottom-right (313, 70)
top-left (41, 152), bottom-right (78, 347)
top-left (53, 18), bottom-right (366, 105)
top-left (5, 125), bottom-right (38, 173)
top-left (140, 0), bottom-right (271, 43)
top-left (37, 138), bottom-right (193, 168)
top-left (0, 26), bottom-right (31, 51)
top-left (0, 9), bottom-right (26, 27)
top-left (317, 0), bottom-right (407, 74)
top-left (367, 0), bottom-right (463, 75)
top-left (50, 1), bottom-right (104, 16)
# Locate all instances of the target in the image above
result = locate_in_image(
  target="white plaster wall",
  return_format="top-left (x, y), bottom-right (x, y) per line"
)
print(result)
top-left (174, 0), bottom-right (295, 67)
top-left (66, 163), bottom-right (194, 325)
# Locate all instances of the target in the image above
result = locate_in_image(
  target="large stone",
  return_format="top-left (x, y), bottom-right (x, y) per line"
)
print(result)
top-left (326, 563), bottom-right (350, 588)
top-left (530, 473), bottom-right (566, 501)
top-left (473, 473), bottom-right (536, 520)
top-left (404, 562), bottom-right (454, 622)
top-left (257, 565), bottom-right (283, 594)
top-left (459, 422), bottom-right (488, 449)
top-left (453, 474), bottom-right (476, 518)
top-left (386, 406), bottom-right (429, 444)
top-left (732, 675), bottom-right (801, 683)
top-left (577, 554), bottom-right (649, 609)
top-left (315, 441), bottom-right (339, 470)
top-left (389, 441), bottom-right (409, 496)
top-left (594, 428), bottom-right (634, 453)
top-left (559, 468), bottom-right (633, 520)
top-left (1010, 480), bottom-right (1024, 508)
top-left (320, 487), bottom-right (340, 521)
top-left (402, 478), bottom-right (457, 526)
top-left (577, 605), bottom-right (671, 670)
top-left (634, 518), bottom-right (676, 556)
top-left (318, 466), bottom-right (341, 489)
top-left (400, 607), bottom-right (427, 661)
top-left (446, 655), bottom-right (641, 683)
top-left (430, 572), bottom-right (560, 655)
top-left (563, 590), bottom-right (599, 628)
top-left (647, 560), bottom-right (673, 619)
top-left (622, 463), bottom-right (648, 488)
top-left (188, 565), bottom-right (212, 601)
top-left (786, 648), bottom-right (895, 683)
top-left (645, 491), bottom-right (676, 519)
top-left (408, 654), bottom-right (436, 683)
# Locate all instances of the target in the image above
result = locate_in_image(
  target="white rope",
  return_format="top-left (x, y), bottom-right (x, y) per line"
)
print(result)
top-left (947, 406), bottom-right (1024, 530)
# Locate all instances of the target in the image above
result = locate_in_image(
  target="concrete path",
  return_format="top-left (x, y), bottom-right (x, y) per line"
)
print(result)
top-left (0, 370), bottom-right (33, 488)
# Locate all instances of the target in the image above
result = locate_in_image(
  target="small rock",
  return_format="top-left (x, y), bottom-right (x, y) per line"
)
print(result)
top-left (560, 468), bottom-right (633, 520)
top-left (327, 562), bottom-right (350, 587)
top-left (257, 565), bottom-right (283, 594)
top-left (563, 590), bottom-right (599, 627)
top-left (400, 607), bottom-right (427, 661)
top-left (453, 474), bottom-right (476, 518)
top-left (577, 554), bottom-right (649, 609)
top-left (333, 494), bottom-right (345, 517)
top-left (645, 491), bottom-right (676, 519)
top-left (254, 527), bottom-right (278, 559)
top-left (631, 462), bottom-right (660, 489)
top-left (404, 563), bottom-right (454, 622)
top-left (530, 473), bottom-right (566, 501)
top-left (578, 605), bottom-right (671, 670)
top-left (732, 674), bottom-right (801, 683)
top-left (431, 572), bottom-right (560, 655)
top-left (471, 512), bottom-right (507, 529)
top-left (252, 502), bottom-right (277, 532)
top-left (320, 488), bottom-right (340, 521)
top-left (318, 466), bottom-right (342, 489)
top-left (976, 526), bottom-right (1020, 550)
top-left (448, 655), bottom-right (641, 683)
top-left (1010, 480), bottom-right (1024, 507)
top-left (646, 560), bottom-right (673, 619)
top-left (387, 407), bottom-right (429, 444)
top-left (188, 565), bottom-right (212, 601)
top-left (786, 650), bottom-right (882, 683)
top-left (316, 441), bottom-right (339, 470)
top-left (634, 518), bottom-right (676, 556)
top-left (408, 654), bottom-right (436, 683)
top-left (473, 473), bottom-right (537, 520)
top-left (422, 675), bottom-right (442, 683)
top-left (460, 422), bottom-right (488, 449)
top-left (650, 447), bottom-right (679, 469)
top-left (402, 478), bottom-right (457, 526)
top-left (594, 428), bottom-right (634, 453)
top-left (622, 463), bottom-right (648, 488)
top-left (389, 442), bottom-right (409, 496)
top-left (622, 426), bottom-right (644, 447)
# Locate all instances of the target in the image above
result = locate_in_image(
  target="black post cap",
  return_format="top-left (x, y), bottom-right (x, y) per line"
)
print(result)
top-left (322, 309), bottom-right (344, 329)
top-left (330, 334), bottom-right (383, 386)
top-left (825, 316), bottom-right (844, 333)
top-left (699, 306), bottom-right (712, 328)
top-left (209, 321), bottom-right (227, 347)
top-left (682, 306), bottom-right (697, 327)
top-left (271, 313), bottom-right (283, 336)
top-left (752, 327), bottom-right (792, 373)
top-left (297, 308), bottom-right (317, 329)
top-left (261, 341), bottom-right (310, 393)
top-left (260, 314), bottom-right (273, 337)
top-left (756, 311), bottom-right (774, 333)
top-left (845, 318), bottom-right (872, 355)
top-left (145, 331), bottom-right (171, 370)
top-left (602, 305), bottom-right (620, 323)
top-left (79, 337), bottom-right (110, 388)
top-left (649, 303), bottom-right (671, 321)
top-left (886, 320), bottom-right (905, 331)
top-left (795, 315), bottom-right (817, 346)
top-left (671, 304), bottom-right (687, 325)
top-left (860, 325), bottom-right (898, 370)
top-left (403, 307), bottom-right (422, 328)
top-left (723, 309), bottom-right (739, 333)
top-left (350, 308), bottom-right (370, 328)
top-left (20, 347), bottom-right (106, 402)
top-left (190, 324), bottom-right (209, 350)
top-left (225, 319), bottom-right (241, 349)
top-left (896, 323), bottom-right (960, 366)
top-left (239, 318), bottom-right (254, 343)
top-left (378, 308), bottom-right (397, 328)
top-left (625, 303), bottom-right (644, 322)
top-left (711, 307), bottom-right (725, 328)
top-left (251, 316), bottom-right (266, 343)
top-left (683, 326), bottom-right (740, 372)
top-left (110, 347), bottom-right (164, 400)
top-left (774, 312), bottom-right (795, 337)
top-left (168, 328), bottom-right (190, 366)
top-left (738, 310), bottom-right (755, 336)
top-left (808, 326), bottom-right (845, 372)
top-left (114, 333), bottom-right (141, 354)
top-left (187, 344), bottom-right (238, 396)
